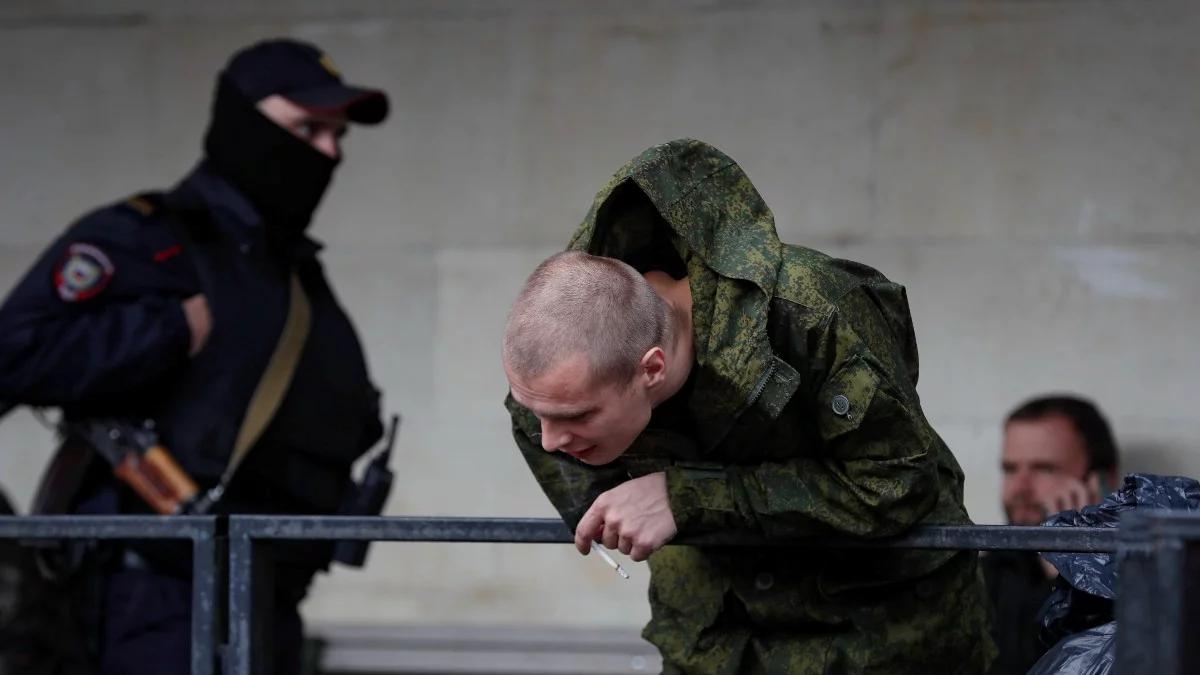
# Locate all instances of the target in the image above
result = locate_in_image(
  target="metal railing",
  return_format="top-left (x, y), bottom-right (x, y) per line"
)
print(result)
top-left (0, 515), bottom-right (222, 675)
top-left (3, 513), bottom-right (1198, 674)
top-left (227, 517), bottom-right (1119, 674)
top-left (1114, 511), bottom-right (1200, 674)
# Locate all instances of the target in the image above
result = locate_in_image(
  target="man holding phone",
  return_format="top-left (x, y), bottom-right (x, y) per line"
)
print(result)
top-left (984, 394), bottom-right (1120, 674)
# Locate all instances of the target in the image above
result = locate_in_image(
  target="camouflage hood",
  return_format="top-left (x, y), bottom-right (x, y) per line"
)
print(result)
top-left (567, 138), bottom-right (783, 295)
top-left (567, 139), bottom-right (788, 448)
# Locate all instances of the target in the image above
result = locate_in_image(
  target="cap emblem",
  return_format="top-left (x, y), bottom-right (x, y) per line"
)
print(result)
top-left (318, 54), bottom-right (341, 77)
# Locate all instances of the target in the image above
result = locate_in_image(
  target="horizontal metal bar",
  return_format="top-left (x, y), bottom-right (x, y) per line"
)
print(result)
top-left (690, 524), bottom-right (1118, 552)
top-left (228, 516), bottom-right (1118, 552)
top-left (0, 515), bottom-right (1120, 552)
top-left (0, 515), bottom-right (1122, 552)
top-left (229, 516), bottom-right (572, 544)
top-left (0, 515), bottom-right (216, 539)
top-left (1120, 510), bottom-right (1200, 540)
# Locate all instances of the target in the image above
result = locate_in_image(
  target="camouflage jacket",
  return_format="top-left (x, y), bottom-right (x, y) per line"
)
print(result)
top-left (507, 140), bottom-right (994, 674)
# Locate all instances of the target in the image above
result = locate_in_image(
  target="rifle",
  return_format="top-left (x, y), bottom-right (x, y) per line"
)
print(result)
top-left (65, 419), bottom-right (200, 515)
top-left (15, 406), bottom-right (198, 517)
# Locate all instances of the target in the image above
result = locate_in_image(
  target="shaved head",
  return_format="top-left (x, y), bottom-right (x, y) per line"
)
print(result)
top-left (503, 251), bottom-right (672, 387)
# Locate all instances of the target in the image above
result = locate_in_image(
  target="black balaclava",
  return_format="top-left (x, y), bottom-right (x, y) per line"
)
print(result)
top-left (203, 75), bottom-right (339, 241)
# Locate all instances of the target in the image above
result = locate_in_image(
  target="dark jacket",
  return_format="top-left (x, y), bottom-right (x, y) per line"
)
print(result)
top-left (0, 164), bottom-right (383, 574)
top-left (982, 550), bottom-right (1053, 674)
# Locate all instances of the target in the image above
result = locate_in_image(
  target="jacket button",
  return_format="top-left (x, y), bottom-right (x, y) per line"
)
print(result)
top-left (754, 572), bottom-right (774, 590)
top-left (831, 394), bottom-right (851, 416)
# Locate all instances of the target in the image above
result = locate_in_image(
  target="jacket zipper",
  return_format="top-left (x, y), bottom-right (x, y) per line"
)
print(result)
top-left (744, 359), bottom-right (778, 409)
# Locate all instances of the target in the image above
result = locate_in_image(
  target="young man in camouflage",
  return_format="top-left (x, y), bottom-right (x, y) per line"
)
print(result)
top-left (503, 139), bottom-right (994, 674)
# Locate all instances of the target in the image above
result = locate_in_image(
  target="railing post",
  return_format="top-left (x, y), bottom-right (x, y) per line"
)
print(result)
top-left (227, 520), bottom-right (253, 675)
top-left (1115, 512), bottom-right (1161, 673)
top-left (227, 518), bottom-right (274, 675)
top-left (1115, 511), bottom-right (1200, 675)
top-left (190, 519), bottom-right (223, 675)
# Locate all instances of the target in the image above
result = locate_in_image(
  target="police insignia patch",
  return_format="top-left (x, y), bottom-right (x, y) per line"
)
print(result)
top-left (55, 243), bottom-right (114, 302)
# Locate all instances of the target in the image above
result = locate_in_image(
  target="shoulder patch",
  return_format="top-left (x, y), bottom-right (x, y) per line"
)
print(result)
top-left (54, 243), bottom-right (115, 302)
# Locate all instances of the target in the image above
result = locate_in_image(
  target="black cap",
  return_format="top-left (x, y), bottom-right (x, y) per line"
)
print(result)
top-left (221, 38), bottom-right (389, 125)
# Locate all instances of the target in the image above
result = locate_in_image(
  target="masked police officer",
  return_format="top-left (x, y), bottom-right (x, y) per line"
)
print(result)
top-left (0, 39), bottom-right (389, 674)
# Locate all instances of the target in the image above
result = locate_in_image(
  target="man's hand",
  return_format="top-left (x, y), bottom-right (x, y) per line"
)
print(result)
top-left (574, 472), bottom-right (677, 562)
top-left (1038, 472), bottom-right (1102, 518)
top-left (182, 294), bottom-right (212, 357)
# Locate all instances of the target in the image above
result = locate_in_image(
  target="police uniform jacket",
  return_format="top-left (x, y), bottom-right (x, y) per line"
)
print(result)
top-left (0, 164), bottom-right (383, 575)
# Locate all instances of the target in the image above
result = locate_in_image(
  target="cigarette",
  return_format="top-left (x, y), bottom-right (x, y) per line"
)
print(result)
top-left (590, 541), bottom-right (630, 579)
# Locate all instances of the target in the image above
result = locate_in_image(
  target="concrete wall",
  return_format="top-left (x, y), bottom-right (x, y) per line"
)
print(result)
top-left (0, 0), bottom-right (1196, 628)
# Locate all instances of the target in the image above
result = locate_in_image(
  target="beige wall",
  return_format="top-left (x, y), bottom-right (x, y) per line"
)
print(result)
top-left (0, 0), bottom-right (1197, 627)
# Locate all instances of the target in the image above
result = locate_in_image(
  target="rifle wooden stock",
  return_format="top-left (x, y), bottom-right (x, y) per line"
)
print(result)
top-left (112, 445), bottom-right (199, 515)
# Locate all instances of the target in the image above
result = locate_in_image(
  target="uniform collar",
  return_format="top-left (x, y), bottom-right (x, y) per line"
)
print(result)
top-left (184, 161), bottom-right (262, 231)
top-left (176, 163), bottom-right (324, 261)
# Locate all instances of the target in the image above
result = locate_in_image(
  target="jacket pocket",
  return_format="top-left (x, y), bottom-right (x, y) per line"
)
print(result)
top-left (816, 354), bottom-right (879, 441)
top-left (645, 547), bottom-right (731, 638)
top-left (744, 354), bottom-right (801, 421)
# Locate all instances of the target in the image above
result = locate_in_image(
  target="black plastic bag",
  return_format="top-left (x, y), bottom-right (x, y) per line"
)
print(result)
top-left (1044, 474), bottom-right (1199, 601)
top-left (1028, 474), bottom-right (1200, 675)
top-left (1028, 622), bottom-right (1115, 675)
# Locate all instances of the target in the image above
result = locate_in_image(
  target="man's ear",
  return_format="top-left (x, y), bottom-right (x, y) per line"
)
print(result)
top-left (639, 346), bottom-right (667, 388)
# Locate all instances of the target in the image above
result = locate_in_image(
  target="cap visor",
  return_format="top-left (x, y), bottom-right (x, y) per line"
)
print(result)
top-left (287, 84), bottom-right (389, 125)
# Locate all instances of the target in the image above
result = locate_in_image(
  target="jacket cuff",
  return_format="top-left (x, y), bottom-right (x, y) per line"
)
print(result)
top-left (665, 463), bottom-right (745, 534)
